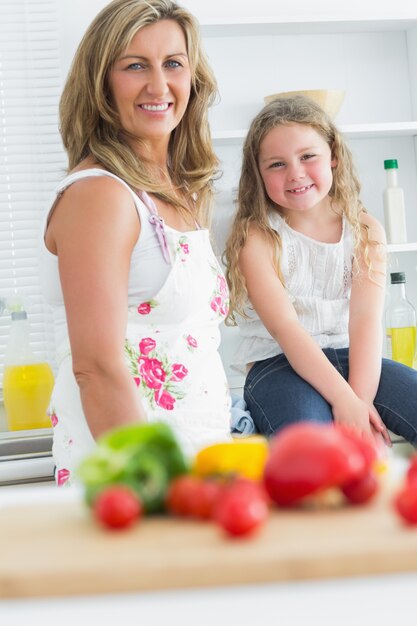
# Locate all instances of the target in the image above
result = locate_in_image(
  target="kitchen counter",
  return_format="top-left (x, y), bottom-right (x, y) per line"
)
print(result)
top-left (1, 466), bottom-right (416, 594)
top-left (1, 470), bottom-right (417, 625)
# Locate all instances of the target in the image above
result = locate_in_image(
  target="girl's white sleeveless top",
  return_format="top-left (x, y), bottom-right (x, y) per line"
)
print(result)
top-left (232, 211), bottom-right (354, 374)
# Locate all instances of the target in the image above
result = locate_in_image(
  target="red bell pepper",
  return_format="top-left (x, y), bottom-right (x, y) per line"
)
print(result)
top-left (263, 422), bottom-right (378, 507)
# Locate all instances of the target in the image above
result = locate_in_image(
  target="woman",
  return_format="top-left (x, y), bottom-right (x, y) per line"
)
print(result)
top-left (39, 0), bottom-right (232, 486)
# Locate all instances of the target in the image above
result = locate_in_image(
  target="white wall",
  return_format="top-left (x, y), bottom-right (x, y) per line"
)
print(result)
top-left (58, 0), bottom-right (417, 79)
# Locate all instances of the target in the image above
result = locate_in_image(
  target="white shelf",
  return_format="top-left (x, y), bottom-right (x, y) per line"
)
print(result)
top-left (339, 121), bottom-right (417, 139)
top-left (201, 16), bottom-right (417, 37)
top-left (212, 122), bottom-right (417, 145)
top-left (387, 243), bottom-right (417, 253)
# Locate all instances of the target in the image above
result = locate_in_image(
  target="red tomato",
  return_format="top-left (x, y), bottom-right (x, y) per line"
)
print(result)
top-left (394, 484), bottom-right (417, 525)
top-left (166, 476), bottom-right (225, 520)
top-left (341, 471), bottom-right (379, 505)
top-left (165, 475), bottom-right (202, 516)
top-left (229, 477), bottom-right (271, 504)
top-left (93, 485), bottom-right (142, 530)
top-left (190, 479), bottom-right (225, 520)
top-left (213, 480), bottom-right (269, 537)
top-left (263, 422), bottom-right (366, 507)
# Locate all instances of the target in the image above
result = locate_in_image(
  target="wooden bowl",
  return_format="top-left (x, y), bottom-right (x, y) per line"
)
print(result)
top-left (264, 89), bottom-right (345, 119)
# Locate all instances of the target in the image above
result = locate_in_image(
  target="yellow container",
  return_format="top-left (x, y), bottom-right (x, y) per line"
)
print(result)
top-left (3, 362), bottom-right (54, 430)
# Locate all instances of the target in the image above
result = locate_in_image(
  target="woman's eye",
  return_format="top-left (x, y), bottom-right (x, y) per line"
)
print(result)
top-left (165, 59), bottom-right (181, 69)
top-left (127, 62), bottom-right (144, 70)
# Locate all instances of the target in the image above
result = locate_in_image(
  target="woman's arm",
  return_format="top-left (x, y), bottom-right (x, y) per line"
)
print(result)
top-left (348, 212), bottom-right (390, 443)
top-left (47, 176), bottom-right (146, 438)
top-left (239, 226), bottom-right (376, 437)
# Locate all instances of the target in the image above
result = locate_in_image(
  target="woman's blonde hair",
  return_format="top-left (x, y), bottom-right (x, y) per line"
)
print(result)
top-left (59, 0), bottom-right (219, 225)
top-left (225, 95), bottom-right (377, 323)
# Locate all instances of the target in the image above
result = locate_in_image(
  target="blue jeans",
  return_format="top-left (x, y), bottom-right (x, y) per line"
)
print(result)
top-left (244, 347), bottom-right (417, 446)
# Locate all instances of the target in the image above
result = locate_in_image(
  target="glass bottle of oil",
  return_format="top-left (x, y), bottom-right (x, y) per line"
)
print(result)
top-left (2, 310), bottom-right (54, 430)
top-left (385, 272), bottom-right (416, 367)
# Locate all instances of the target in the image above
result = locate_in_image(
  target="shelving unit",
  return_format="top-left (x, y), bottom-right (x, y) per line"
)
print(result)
top-left (197, 5), bottom-right (417, 385)
top-left (201, 7), bottom-right (417, 238)
top-left (387, 243), bottom-right (417, 253)
top-left (198, 12), bottom-right (417, 36)
top-left (212, 121), bottom-right (417, 145)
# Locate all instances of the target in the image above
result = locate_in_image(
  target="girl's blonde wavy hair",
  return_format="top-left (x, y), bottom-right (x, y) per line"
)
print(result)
top-left (59, 0), bottom-right (219, 226)
top-left (225, 95), bottom-right (379, 324)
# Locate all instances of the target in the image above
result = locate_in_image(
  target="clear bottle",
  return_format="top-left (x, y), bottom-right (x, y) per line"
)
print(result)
top-left (383, 159), bottom-right (407, 244)
top-left (2, 310), bottom-right (54, 430)
top-left (385, 272), bottom-right (416, 367)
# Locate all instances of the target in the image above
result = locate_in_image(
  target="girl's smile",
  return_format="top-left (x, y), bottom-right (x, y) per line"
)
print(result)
top-left (286, 183), bottom-right (314, 194)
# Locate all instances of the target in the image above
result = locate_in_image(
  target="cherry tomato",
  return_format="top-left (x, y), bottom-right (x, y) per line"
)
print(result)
top-left (189, 479), bottom-right (225, 520)
top-left (93, 485), bottom-right (142, 530)
top-left (341, 471), bottom-right (379, 505)
top-left (213, 480), bottom-right (269, 537)
top-left (229, 477), bottom-right (271, 504)
top-left (394, 484), bottom-right (417, 525)
top-left (166, 475), bottom-right (224, 519)
top-left (165, 475), bottom-right (203, 516)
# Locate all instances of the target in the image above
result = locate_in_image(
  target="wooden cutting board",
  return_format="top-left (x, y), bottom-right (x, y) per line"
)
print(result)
top-left (2, 484), bottom-right (417, 599)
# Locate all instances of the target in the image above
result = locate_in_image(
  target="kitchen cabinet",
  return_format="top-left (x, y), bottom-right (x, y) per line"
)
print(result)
top-left (188, 4), bottom-right (417, 388)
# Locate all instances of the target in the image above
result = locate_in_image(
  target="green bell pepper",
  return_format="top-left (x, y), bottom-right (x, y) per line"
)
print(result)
top-left (77, 422), bottom-right (189, 513)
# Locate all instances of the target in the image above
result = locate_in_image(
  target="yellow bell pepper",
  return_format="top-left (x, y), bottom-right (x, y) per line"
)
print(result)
top-left (192, 436), bottom-right (269, 481)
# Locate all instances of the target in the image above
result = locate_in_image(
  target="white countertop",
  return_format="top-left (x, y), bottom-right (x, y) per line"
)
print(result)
top-left (1, 566), bottom-right (416, 626)
top-left (1, 457), bottom-right (416, 625)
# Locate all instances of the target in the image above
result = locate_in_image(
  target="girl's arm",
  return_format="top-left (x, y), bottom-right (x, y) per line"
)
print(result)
top-left (47, 176), bottom-right (147, 439)
top-left (348, 212), bottom-right (390, 443)
top-left (239, 226), bottom-right (376, 437)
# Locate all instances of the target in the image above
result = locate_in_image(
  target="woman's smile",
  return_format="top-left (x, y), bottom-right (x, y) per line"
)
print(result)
top-left (138, 102), bottom-right (172, 112)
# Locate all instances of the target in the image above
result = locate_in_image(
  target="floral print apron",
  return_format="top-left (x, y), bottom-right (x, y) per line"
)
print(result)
top-left (50, 188), bottom-right (232, 486)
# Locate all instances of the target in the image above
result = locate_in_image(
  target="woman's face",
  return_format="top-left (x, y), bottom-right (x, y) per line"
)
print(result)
top-left (109, 19), bottom-right (192, 155)
top-left (258, 123), bottom-right (336, 216)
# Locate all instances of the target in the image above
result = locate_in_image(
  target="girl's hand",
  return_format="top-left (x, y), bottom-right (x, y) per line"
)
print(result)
top-left (368, 404), bottom-right (392, 447)
top-left (332, 391), bottom-right (391, 448)
top-left (332, 391), bottom-right (373, 435)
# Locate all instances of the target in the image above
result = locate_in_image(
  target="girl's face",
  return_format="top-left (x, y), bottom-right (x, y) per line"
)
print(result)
top-left (258, 123), bottom-right (337, 216)
top-left (109, 19), bottom-right (192, 157)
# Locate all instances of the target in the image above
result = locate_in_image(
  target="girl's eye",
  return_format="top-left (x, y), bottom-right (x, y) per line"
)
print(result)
top-left (301, 153), bottom-right (315, 160)
top-left (269, 161), bottom-right (285, 169)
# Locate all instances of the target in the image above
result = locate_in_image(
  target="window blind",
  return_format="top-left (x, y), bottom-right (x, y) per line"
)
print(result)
top-left (0, 0), bottom-right (66, 392)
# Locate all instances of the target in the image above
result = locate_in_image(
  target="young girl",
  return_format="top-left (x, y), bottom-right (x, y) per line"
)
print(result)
top-left (225, 95), bottom-right (417, 449)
